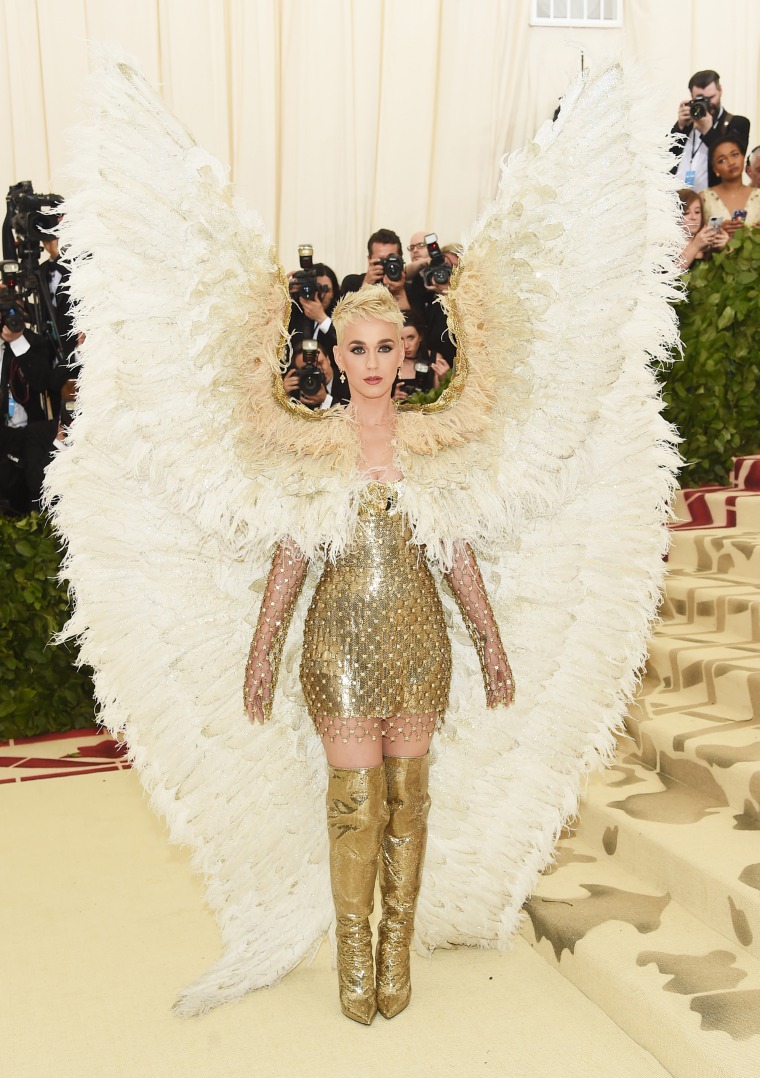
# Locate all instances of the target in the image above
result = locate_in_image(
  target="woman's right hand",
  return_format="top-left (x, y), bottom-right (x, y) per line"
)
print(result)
top-left (722, 218), bottom-right (745, 239)
top-left (432, 354), bottom-right (450, 387)
top-left (244, 649), bottom-right (273, 724)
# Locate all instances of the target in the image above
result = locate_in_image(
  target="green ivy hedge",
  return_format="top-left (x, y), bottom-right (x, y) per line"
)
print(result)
top-left (662, 226), bottom-right (760, 487)
top-left (0, 513), bottom-right (95, 739)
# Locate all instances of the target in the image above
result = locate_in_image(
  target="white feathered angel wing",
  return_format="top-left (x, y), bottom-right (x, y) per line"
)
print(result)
top-left (405, 63), bottom-right (682, 952)
top-left (45, 48), bottom-right (337, 1015)
top-left (47, 47), bottom-right (681, 1016)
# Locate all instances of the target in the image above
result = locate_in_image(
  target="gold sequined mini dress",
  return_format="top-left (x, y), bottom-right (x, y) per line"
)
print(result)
top-left (300, 482), bottom-right (452, 743)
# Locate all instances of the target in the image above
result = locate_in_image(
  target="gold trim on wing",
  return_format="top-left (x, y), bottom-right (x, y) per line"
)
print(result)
top-left (272, 368), bottom-right (337, 420)
top-left (271, 259), bottom-right (335, 421)
top-left (271, 259), bottom-right (468, 419)
top-left (398, 262), bottom-right (468, 414)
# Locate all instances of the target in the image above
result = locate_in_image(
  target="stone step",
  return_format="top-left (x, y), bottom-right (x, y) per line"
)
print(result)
top-left (626, 702), bottom-right (760, 813)
top-left (642, 638), bottom-right (760, 721)
top-left (732, 456), bottom-right (760, 491)
top-left (522, 835), bottom-right (760, 1078)
top-left (571, 754), bottom-right (760, 964)
top-left (673, 488), bottom-right (760, 530)
top-left (668, 530), bottom-right (760, 582)
top-left (660, 573), bottom-right (760, 641)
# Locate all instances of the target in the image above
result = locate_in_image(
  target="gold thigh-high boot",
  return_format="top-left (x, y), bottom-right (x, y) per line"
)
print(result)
top-left (376, 753), bottom-right (430, 1019)
top-left (326, 763), bottom-right (389, 1025)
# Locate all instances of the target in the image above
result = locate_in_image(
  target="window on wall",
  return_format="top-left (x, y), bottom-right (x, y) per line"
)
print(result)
top-left (531, 0), bottom-right (623, 26)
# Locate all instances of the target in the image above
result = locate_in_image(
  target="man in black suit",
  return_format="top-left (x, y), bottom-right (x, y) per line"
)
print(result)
top-left (0, 312), bottom-right (55, 512)
top-left (341, 228), bottom-right (427, 315)
top-left (746, 146), bottom-right (760, 189)
top-left (40, 230), bottom-right (76, 359)
top-left (341, 228), bottom-right (403, 296)
top-left (671, 69), bottom-right (750, 190)
top-left (287, 262), bottom-right (340, 356)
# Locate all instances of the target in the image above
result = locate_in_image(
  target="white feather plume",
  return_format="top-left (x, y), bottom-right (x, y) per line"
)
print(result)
top-left (45, 49), bottom-right (681, 1014)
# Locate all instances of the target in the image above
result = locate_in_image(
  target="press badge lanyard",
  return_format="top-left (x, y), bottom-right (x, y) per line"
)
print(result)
top-left (684, 130), bottom-right (704, 189)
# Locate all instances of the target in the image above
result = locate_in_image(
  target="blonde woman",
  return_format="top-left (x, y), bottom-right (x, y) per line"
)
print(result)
top-left (244, 285), bottom-right (514, 1023)
top-left (49, 54), bottom-right (681, 1027)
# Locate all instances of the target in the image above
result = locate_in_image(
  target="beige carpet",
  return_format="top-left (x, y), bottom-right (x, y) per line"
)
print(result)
top-left (1, 768), bottom-right (667, 1078)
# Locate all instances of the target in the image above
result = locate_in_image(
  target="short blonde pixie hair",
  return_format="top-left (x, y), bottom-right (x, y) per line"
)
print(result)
top-left (331, 284), bottom-right (404, 347)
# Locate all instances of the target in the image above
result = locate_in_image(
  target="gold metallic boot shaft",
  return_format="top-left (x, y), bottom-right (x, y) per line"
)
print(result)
top-left (376, 753), bottom-right (430, 1019)
top-left (327, 764), bottom-right (389, 1025)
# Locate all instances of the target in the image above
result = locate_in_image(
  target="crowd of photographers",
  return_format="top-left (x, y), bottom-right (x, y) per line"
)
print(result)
top-left (1, 64), bottom-right (757, 516)
top-left (0, 184), bottom-right (80, 516)
top-left (285, 228), bottom-right (459, 412)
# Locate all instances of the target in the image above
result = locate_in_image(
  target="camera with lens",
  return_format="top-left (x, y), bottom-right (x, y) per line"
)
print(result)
top-left (0, 297), bottom-right (27, 335)
top-left (290, 243), bottom-right (321, 302)
top-left (378, 253), bottom-right (404, 282)
top-left (297, 339), bottom-right (325, 397)
top-left (413, 358), bottom-right (431, 390)
top-left (689, 95), bottom-right (710, 121)
top-left (420, 233), bottom-right (452, 288)
top-left (3, 182), bottom-right (66, 362)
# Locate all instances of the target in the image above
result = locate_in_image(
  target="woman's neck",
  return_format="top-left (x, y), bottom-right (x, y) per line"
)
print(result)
top-left (349, 394), bottom-right (397, 429)
top-left (718, 178), bottom-right (746, 195)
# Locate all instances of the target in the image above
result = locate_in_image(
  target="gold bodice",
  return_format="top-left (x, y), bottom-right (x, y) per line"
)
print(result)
top-left (300, 482), bottom-right (451, 742)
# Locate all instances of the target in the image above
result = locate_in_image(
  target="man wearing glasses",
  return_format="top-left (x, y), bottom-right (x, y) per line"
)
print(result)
top-left (405, 231), bottom-right (432, 281)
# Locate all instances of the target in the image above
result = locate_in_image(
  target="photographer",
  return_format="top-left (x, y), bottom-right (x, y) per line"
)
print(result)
top-left (40, 222), bottom-right (76, 359)
top-left (287, 252), bottom-right (340, 354)
top-left (404, 231), bottom-right (431, 280)
top-left (671, 69), bottom-right (751, 191)
top-left (282, 337), bottom-right (349, 411)
top-left (3, 183), bottom-right (66, 364)
top-left (746, 146), bottom-right (760, 189)
top-left (0, 306), bottom-right (55, 512)
top-left (392, 311), bottom-right (449, 402)
top-left (339, 228), bottom-right (417, 310)
top-left (422, 241), bottom-right (461, 366)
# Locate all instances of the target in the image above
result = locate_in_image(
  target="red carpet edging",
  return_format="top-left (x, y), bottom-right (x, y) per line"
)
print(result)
top-left (0, 728), bottom-right (131, 783)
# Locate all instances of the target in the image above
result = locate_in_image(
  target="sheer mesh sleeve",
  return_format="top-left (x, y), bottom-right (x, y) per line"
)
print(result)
top-left (244, 541), bottom-right (309, 722)
top-left (444, 543), bottom-right (515, 708)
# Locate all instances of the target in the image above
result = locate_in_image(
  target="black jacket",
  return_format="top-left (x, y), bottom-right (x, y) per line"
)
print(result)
top-left (40, 257), bottom-right (76, 359)
top-left (1, 330), bottom-right (54, 424)
top-left (670, 109), bottom-right (751, 188)
top-left (287, 302), bottom-right (338, 357)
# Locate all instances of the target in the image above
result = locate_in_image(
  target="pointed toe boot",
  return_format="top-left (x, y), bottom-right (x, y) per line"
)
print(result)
top-left (376, 753), bottom-right (430, 1019)
top-left (326, 763), bottom-right (389, 1025)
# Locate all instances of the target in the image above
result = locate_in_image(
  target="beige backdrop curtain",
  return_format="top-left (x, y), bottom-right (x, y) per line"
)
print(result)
top-left (1, 0), bottom-right (759, 277)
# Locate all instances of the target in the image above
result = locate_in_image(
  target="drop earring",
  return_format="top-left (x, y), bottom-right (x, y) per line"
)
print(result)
top-left (340, 370), bottom-right (346, 383)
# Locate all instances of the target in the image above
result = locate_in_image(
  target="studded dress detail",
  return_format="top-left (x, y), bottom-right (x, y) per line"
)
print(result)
top-left (244, 481), bottom-right (512, 742)
top-left (301, 482), bottom-right (452, 743)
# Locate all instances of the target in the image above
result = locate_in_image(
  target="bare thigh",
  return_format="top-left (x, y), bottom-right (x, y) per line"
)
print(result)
top-left (321, 713), bottom-right (438, 767)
